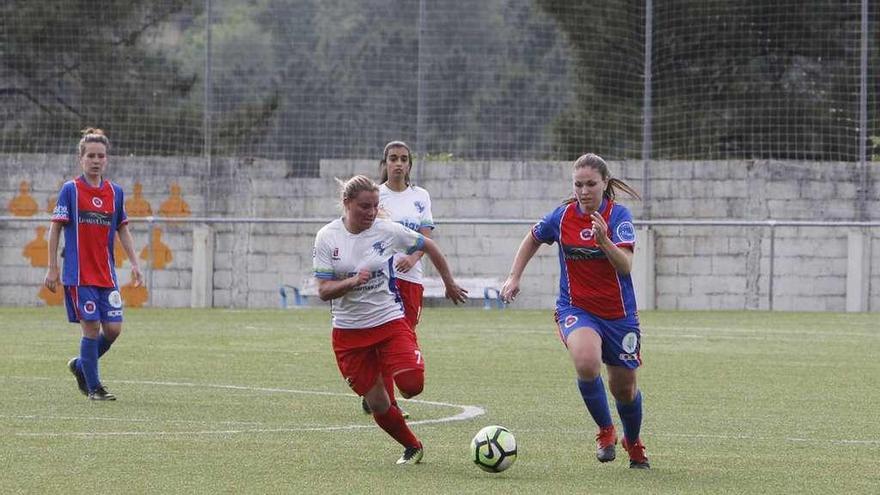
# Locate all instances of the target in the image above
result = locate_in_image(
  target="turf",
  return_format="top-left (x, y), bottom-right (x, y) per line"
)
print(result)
top-left (1, 308), bottom-right (878, 494)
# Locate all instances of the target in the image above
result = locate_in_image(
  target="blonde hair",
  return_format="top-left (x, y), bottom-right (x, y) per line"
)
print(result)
top-left (565, 153), bottom-right (641, 204)
top-left (79, 127), bottom-right (110, 156)
top-left (378, 140), bottom-right (413, 185)
top-left (335, 175), bottom-right (379, 204)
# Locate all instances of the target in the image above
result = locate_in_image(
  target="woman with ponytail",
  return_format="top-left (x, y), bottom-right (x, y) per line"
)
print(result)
top-left (500, 153), bottom-right (650, 469)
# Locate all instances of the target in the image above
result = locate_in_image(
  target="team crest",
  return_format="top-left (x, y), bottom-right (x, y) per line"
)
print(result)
top-left (616, 221), bottom-right (636, 243)
top-left (331, 247), bottom-right (340, 260)
top-left (579, 228), bottom-right (593, 241)
top-left (372, 241), bottom-right (388, 256)
top-left (108, 290), bottom-right (123, 309)
top-left (564, 315), bottom-right (579, 328)
top-left (83, 300), bottom-right (97, 314)
top-left (621, 332), bottom-right (639, 353)
top-left (414, 201), bottom-right (425, 213)
top-left (92, 197), bottom-right (103, 208)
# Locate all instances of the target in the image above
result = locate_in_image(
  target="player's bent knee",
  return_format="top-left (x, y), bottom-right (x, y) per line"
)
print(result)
top-left (394, 369), bottom-right (424, 398)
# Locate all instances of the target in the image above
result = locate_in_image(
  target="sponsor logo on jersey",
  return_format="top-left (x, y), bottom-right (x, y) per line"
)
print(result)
top-left (621, 332), bottom-right (639, 353)
top-left (83, 300), bottom-right (97, 314)
top-left (78, 210), bottom-right (112, 227)
top-left (108, 290), bottom-right (122, 308)
top-left (331, 247), bottom-right (339, 260)
top-left (51, 205), bottom-right (69, 219)
top-left (371, 241), bottom-right (389, 256)
top-left (92, 197), bottom-right (104, 208)
top-left (616, 221), bottom-right (636, 243)
top-left (562, 244), bottom-right (604, 260)
top-left (564, 315), bottom-right (579, 328)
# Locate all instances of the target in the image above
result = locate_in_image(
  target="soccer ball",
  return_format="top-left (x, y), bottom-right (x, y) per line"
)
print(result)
top-left (470, 425), bottom-right (517, 473)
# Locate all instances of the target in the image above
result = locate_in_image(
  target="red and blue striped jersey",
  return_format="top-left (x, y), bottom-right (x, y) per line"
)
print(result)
top-left (51, 176), bottom-right (128, 287)
top-left (531, 198), bottom-right (637, 320)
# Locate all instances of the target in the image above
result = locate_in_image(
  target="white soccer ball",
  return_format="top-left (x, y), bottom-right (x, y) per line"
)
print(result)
top-left (470, 425), bottom-right (517, 473)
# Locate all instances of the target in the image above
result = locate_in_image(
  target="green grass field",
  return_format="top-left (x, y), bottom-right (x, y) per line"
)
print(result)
top-left (2, 308), bottom-right (879, 494)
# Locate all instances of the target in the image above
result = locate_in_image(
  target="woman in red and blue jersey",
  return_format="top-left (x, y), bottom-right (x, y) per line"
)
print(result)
top-left (44, 128), bottom-right (143, 401)
top-left (501, 153), bottom-right (650, 469)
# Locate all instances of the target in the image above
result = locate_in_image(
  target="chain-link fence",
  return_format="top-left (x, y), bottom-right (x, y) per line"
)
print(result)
top-left (2, 0), bottom-right (878, 174)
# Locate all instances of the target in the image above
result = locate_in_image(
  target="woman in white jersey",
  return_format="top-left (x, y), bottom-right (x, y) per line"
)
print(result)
top-left (313, 175), bottom-right (467, 465)
top-left (361, 140), bottom-right (433, 417)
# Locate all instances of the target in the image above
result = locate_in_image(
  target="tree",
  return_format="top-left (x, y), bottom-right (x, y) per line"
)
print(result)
top-left (0, 0), bottom-right (203, 155)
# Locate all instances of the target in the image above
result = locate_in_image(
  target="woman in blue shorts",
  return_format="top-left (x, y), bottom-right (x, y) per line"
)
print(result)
top-left (500, 153), bottom-right (649, 469)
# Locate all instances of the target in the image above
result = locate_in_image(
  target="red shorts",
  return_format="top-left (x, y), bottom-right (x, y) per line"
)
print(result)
top-left (332, 318), bottom-right (424, 396)
top-left (395, 279), bottom-right (424, 330)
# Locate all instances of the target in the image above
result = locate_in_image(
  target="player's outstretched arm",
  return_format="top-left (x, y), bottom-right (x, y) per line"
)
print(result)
top-left (500, 232), bottom-right (542, 303)
top-left (421, 238), bottom-right (467, 304)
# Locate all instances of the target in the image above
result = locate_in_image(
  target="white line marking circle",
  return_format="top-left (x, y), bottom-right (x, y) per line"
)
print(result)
top-left (16, 379), bottom-right (486, 438)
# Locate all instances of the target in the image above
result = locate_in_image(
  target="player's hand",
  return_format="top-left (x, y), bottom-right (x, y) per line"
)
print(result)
top-left (394, 254), bottom-right (417, 273)
top-left (590, 211), bottom-right (610, 247)
top-left (130, 265), bottom-right (144, 288)
top-left (500, 277), bottom-right (520, 304)
top-left (44, 267), bottom-right (60, 293)
top-left (445, 282), bottom-right (468, 305)
top-left (351, 270), bottom-right (371, 287)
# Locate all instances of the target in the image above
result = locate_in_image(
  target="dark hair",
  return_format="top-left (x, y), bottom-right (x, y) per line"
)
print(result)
top-left (79, 127), bottom-right (110, 156)
top-left (565, 153), bottom-right (640, 204)
top-left (379, 140), bottom-right (413, 185)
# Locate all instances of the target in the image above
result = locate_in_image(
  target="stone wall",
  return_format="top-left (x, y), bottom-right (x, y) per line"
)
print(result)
top-left (1, 154), bottom-right (877, 311)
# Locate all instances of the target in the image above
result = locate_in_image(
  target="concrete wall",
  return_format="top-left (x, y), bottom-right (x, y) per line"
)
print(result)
top-left (1, 154), bottom-right (877, 311)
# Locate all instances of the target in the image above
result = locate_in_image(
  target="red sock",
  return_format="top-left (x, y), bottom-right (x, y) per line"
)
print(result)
top-left (373, 405), bottom-right (420, 448)
top-left (383, 372), bottom-right (397, 407)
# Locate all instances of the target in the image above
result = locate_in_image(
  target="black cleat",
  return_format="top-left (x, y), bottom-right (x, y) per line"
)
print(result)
top-left (595, 425), bottom-right (617, 463)
top-left (396, 445), bottom-right (424, 465)
top-left (67, 358), bottom-right (88, 396)
top-left (89, 385), bottom-right (117, 401)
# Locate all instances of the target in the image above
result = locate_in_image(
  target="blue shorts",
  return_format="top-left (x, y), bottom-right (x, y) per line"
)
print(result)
top-left (64, 286), bottom-right (124, 323)
top-left (554, 306), bottom-right (642, 369)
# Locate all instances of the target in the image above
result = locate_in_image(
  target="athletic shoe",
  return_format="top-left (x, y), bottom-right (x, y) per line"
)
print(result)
top-left (396, 445), bottom-right (424, 465)
top-left (361, 397), bottom-right (371, 414)
top-left (67, 358), bottom-right (88, 396)
top-left (89, 385), bottom-right (117, 401)
top-left (621, 437), bottom-right (650, 469)
top-left (595, 425), bottom-right (617, 462)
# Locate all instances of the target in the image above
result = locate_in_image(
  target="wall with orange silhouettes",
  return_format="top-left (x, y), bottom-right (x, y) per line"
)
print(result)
top-left (2, 153), bottom-right (879, 311)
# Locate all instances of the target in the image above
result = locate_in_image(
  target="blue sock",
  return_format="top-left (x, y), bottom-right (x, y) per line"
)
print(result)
top-left (577, 377), bottom-right (613, 428)
top-left (79, 337), bottom-right (101, 392)
top-left (97, 333), bottom-right (113, 358)
top-left (616, 390), bottom-right (643, 443)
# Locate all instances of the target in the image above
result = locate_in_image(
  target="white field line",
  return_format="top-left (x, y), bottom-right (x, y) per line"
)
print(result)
top-left (11, 378), bottom-right (485, 438)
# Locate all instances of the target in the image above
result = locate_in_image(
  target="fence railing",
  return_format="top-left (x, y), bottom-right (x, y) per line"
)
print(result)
top-left (3, 216), bottom-right (877, 312)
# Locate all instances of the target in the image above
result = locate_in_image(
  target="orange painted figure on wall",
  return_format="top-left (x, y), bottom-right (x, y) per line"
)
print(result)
top-left (126, 182), bottom-right (152, 217)
top-left (8, 180), bottom-right (39, 216)
top-left (38, 283), bottom-right (64, 306)
top-left (23, 226), bottom-right (50, 267)
top-left (119, 278), bottom-right (148, 308)
top-left (159, 183), bottom-right (191, 218)
top-left (140, 227), bottom-right (173, 269)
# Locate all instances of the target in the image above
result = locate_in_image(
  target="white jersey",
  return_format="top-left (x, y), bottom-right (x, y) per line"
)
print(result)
top-left (313, 218), bottom-right (424, 329)
top-left (378, 184), bottom-right (434, 284)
